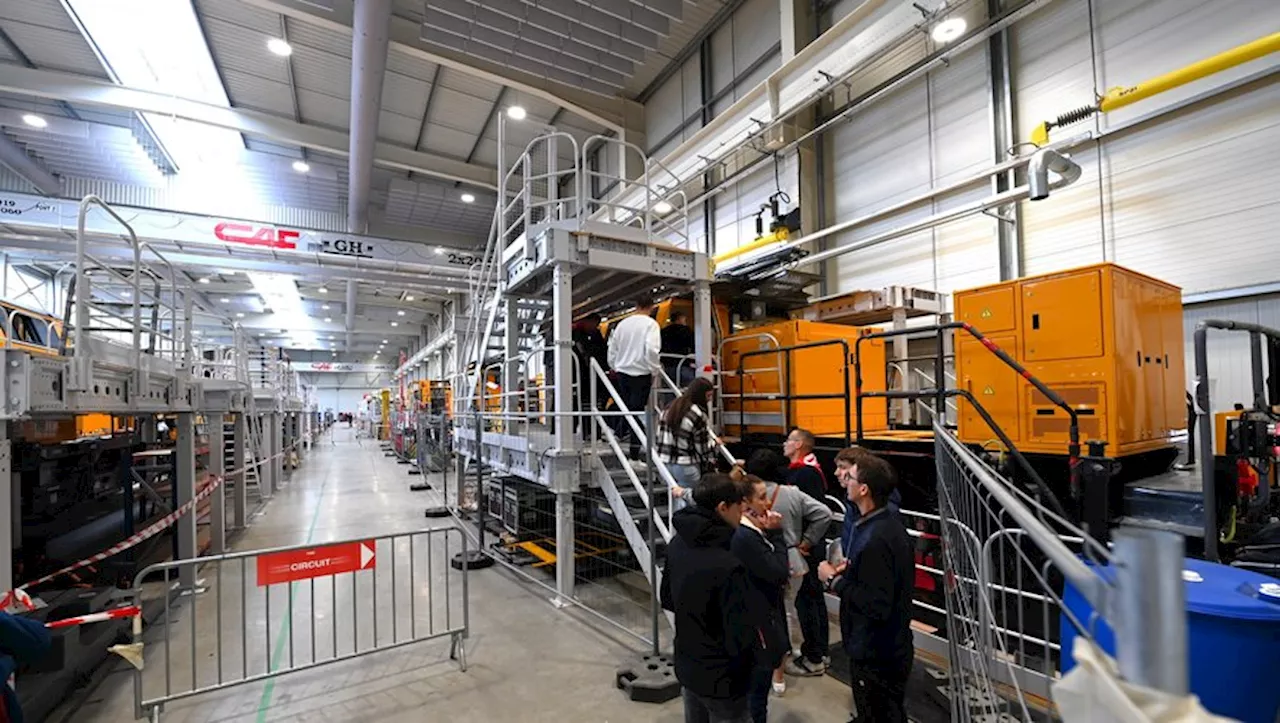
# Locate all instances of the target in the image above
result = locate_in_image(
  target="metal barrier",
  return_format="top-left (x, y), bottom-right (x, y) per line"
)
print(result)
top-left (128, 527), bottom-right (470, 721)
top-left (931, 423), bottom-right (1187, 719)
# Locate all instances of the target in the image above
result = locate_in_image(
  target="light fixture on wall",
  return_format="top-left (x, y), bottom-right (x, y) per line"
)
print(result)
top-left (931, 16), bottom-right (966, 43)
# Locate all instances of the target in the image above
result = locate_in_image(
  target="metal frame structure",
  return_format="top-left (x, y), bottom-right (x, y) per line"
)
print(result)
top-left (0, 195), bottom-right (315, 600)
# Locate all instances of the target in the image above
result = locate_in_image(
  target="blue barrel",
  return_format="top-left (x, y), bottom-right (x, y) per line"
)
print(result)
top-left (1061, 558), bottom-right (1280, 722)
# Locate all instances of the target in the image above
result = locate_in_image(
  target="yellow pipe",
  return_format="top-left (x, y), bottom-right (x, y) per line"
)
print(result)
top-left (1099, 31), bottom-right (1280, 112)
top-left (1030, 31), bottom-right (1280, 145)
top-left (712, 228), bottom-right (790, 267)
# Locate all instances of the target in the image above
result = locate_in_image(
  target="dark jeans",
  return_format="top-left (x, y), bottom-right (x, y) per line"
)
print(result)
top-left (682, 689), bottom-right (751, 723)
top-left (796, 561), bottom-right (829, 663)
top-left (849, 659), bottom-right (912, 723)
top-left (746, 666), bottom-right (774, 723)
top-left (613, 372), bottom-right (653, 457)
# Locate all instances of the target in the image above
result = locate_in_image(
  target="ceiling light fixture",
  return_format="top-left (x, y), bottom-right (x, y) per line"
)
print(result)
top-left (405, 295), bottom-right (414, 301)
top-left (318, 286), bottom-right (328, 294)
top-left (653, 200), bottom-right (673, 215)
top-left (434, 247), bottom-right (444, 255)
top-left (390, 321), bottom-right (399, 327)
top-left (197, 276), bottom-right (210, 284)
top-left (460, 193), bottom-right (475, 204)
top-left (931, 16), bottom-right (967, 43)
top-left (397, 309), bottom-right (405, 316)
top-left (506, 105), bottom-right (527, 121)
top-left (236, 312), bottom-right (245, 318)
top-left (21, 113), bottom-right (48, 129)
top-left (292, 160), bottom-right (310, 173)
top-left (267, 37), bottom-right (293, 56)
top-left (324, 317), bottom-right (332, 323)
top-left (220, 297), bottom-right (230, 304)
top-left (382, 339), bottom-right (388, 344)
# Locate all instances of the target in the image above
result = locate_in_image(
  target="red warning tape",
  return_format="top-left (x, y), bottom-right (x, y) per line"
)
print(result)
top-left (45, 605), bottom-right (141, 630)
top-left (1, 441), bottom-right (301, 611)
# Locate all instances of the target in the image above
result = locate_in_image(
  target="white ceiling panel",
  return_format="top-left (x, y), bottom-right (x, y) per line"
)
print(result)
top-left (222, 69), bottom-right (295, 117)
top-left (386, 46), bottom-right (438, 82)
top-left (425, 86), bottom-right (495, 133)
top-left (380, 71), bottom-right (430, 118)
top-left (5, 120), bottom-right (167, 187)
top-left (436, 66), bottom-right (502, 102)
top-left (420, 123), bottom-right (478, 160)
top-left (377, 109), bottom-right (421, 147)
top-left (1, 16), bottom-right (109, 78)
top-left (284, 14), bottom-right (352, 57)
top-left (290, 45), bottom-right (353, 98)
top-left (194, 0), bottom-right (281, 31)
top-left (296, 88), bottom-right (350, 130)
top-left (202, 16), bottom-right (291, 82)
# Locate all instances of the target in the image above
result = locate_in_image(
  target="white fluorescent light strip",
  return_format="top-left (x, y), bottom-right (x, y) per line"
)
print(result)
top-left (65, 0), bottom-right (244, 172)
top-left (247, 272), bottom-right (319, 349)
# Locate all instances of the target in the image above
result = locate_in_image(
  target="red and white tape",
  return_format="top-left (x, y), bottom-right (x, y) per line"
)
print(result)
top-left (44, 605), bottom-right (141, 630)
top-left (1, 441), bottom-right (300, 612)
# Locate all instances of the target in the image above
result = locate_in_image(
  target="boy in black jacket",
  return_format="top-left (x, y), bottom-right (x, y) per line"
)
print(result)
top-left (818, 454), bottom-right (914, 723)
top-left (731, 475), bottom-right (790, 723)
top-left (661, 473), bottom-right (770, 723)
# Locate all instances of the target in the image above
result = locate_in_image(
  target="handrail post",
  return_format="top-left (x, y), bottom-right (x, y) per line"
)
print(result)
top-left (645, 381), bottom-right (659, 656)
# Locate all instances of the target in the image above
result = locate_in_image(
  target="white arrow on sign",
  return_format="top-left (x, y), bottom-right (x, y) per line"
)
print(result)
top-left (360, 543), bottom-right (376, 570)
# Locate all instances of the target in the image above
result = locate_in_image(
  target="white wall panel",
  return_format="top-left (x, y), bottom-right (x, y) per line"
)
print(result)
top-left (713, 151), bottom-right (799, 255)
top-left (1181, 296), bottom-right (1280, 417)
top-left (1013, 0), bottom-right (1280, 294)
top-left (828, 46), bottom-right (997, 297)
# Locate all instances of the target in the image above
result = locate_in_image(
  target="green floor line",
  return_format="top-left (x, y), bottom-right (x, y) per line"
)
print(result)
top-left (256, 478), bottom-right (329, 722)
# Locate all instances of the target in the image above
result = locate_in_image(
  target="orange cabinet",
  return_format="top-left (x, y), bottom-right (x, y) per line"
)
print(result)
top-left (721, 320), bottom-right (887, 438)
top-left (954, 263), bottom-right (1183, 457)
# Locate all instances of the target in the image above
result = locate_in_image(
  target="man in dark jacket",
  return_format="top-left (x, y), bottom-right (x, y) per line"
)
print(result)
top-left (660, 310), bottom-right (696, 387)
top-left (819, 454), bottom-right (914, 723)
top-left (572, 313), bottom-right (607, 437)
top-left (782, 428), bottom-right (830, 677)
top-left (0, 611), bottom-right (52, 723)
top-left (731, 475), bottom-right (790, 722)
top-left (661, 473), bottom-right (765, 723)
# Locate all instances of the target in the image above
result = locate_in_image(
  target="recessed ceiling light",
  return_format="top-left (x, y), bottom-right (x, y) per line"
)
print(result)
top-left (931, 17), bottom-right (966, 43)
top-left (318, 286), bottom-right (328, 294)
top-left (267, 38), bottom-right (293, 57)
top-left (197, 276), bottom-right (210, 284)
top-left (292, 160), bottom-right (310, 173)
top-left (322, 303), bottom-right (330, 310)
top-left (382, 339), bottom-right (388, 344)
top-left (21, 114), bottom-right (47, 129)
top-left (405, 295), bottom-right (414, 301)
top-left (220, 297), bottom-right (230, 304)
top-left (397, 309), bottom-right (405, 316)
top-left (506, 105), bottom-right (527, 121)
top-left (328, 335), bottom-right (335, 340)
top-left (653, 200), bottom-right (673, 215)
top-left (324, 317), bottom-right (332, 323)
top-left (460, 193), bottom-right (475, 204)
top-left (390, 321), bottom-right (399, 327)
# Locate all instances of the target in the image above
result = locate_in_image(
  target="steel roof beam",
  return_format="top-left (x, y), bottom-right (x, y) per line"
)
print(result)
top-left (0, 65), bottom-right (498, 189)
top-left (241, 0), bottom-right (625, 133)
top-left (0, 134), bottom-right (60, 196)
top-left (434, 0), bottom-right (634, 75)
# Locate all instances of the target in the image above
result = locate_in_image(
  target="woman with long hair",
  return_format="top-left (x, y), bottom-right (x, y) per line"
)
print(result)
top-left (654, 376), bottom-right (717, 508)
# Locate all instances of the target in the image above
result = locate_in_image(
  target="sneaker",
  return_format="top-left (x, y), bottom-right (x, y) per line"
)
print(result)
top-left (784, 655), bottom-right (826, 677)
top-left (771, 678), bottom-right (786, 696)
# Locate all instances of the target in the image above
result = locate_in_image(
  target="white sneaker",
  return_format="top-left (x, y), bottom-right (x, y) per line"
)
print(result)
top-left (771, 678), bottom-right (786, 696)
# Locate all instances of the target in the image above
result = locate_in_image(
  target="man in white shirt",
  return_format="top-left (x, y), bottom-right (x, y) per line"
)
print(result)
top-left (607, 295), bottom-right (661, 459)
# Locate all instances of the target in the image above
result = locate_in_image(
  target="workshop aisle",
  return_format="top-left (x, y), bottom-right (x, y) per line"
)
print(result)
top-left (68, 426), bottom-right (852, 723)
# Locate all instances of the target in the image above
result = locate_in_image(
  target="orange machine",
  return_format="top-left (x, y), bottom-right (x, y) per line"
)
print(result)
top-left (721, 319), bottom-right (888, 438)
top-left (954, 263), bottom-right (1185, 457)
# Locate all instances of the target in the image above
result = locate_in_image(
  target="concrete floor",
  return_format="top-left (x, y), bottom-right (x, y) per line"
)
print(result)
top-left (70, 425), bottom-right (853, 723)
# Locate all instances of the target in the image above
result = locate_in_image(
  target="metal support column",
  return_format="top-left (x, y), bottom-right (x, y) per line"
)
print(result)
top-left (269, 413), bottom-right (282, 495)
top-left (551, 260), bottom-right (576, 603)
top-left (174, 412), bottom-right (197, 591)
top-left (208, 412), bottom-right (226, 554)
top-left (233, 413), bottom-right (247, 529)
top-left (892, 308), bottom-right (910, 425)
top-left (503, 301), bottom-right (519, 417)
top-left (0, 423), bottom-right (12, 599)
top-left (693, 280), bottom-right (713, 379)
top-left (987, 0), bottom-right (1022, 281)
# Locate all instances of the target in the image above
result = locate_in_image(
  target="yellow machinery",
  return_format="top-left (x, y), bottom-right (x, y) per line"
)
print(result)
top-left (954, 262), bottom-right (1185, 458)
top-left (721, 319), bottom-right (888, 438)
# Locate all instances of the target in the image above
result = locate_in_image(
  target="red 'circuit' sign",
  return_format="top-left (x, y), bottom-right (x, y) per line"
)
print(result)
top-left (213, 221), bottom-right (300, 250)
top-left (256, 541), bottom-right (375, 586)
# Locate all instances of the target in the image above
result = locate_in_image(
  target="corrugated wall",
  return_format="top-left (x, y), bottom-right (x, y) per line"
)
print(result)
top-left (1183, 296), bottom-right (1280, 414)
top-left (1011, 0), bottom-right (1280, 294)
